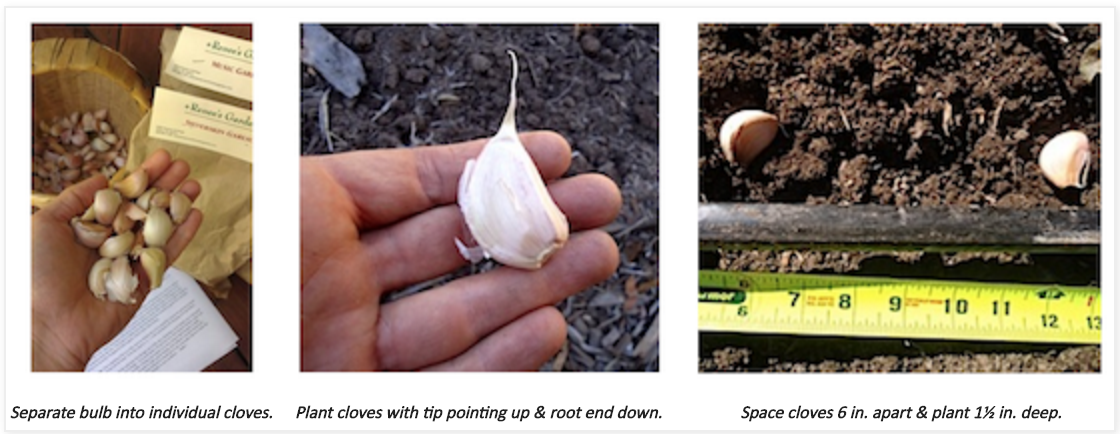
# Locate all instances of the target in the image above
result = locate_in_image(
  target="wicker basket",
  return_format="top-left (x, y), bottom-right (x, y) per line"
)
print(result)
top-left (32, 38), bottom-right (151, 206)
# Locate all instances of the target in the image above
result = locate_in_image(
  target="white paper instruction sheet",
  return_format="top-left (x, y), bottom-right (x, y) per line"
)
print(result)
top-left (85, 267), bottom-right (238, 372)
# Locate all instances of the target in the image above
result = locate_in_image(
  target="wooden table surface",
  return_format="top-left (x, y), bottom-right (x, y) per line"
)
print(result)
top-left (204, 275), bottom-right (253, 371)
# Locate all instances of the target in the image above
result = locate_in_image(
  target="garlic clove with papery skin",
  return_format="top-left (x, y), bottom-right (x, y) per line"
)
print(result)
top-left (105, 256), bottom-right (138, 304)
top-left (99, 231), bottom-right (135, 258)
top-left (1039, 130), bottom-right (1091, 189)
top-left (139, 247), bottom-right (167, 289)
top-left (72, 217), bottom-right (112, 248)
top-left (169, 192), bottom-right (192, 225)
top-left (88, 257), bottom-right (112, 300)
top-left (455, 50), bottom-right (569, 270)
top-left (144, 207), bottom-right (173, 248)
top-left (93, 189), bottom-right (122, 225)
top-left (114, 169), bottom-right (149, 199)
top-left (719, 109), bottom-right (779, 167)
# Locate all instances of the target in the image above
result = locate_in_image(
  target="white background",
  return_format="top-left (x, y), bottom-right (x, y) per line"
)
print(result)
top-left (3, 3), bottom-right (1117, 432)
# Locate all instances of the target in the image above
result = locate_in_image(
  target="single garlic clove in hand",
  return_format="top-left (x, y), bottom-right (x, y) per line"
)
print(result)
top-left (136, 188), bottom-right (158, 211)
top-left (719, 109), bottom-right (779, 166)
top-left (99, 231), bottom-right (135, 258)
top-left (1039, 130), bottom-right (1091, 189)
top-left (93, 189), bottom-right (122, 225)
top-left (114, 169), bottom-right (149, 199)
top-left (105, 256), bottom-right (138, 304)
top-left (139, 247), bottom-right (168, 289)
top-left (144, 207), bottom-right (173, 248)
top-left (71, 218), bottom-right (112, 249)
top-left (88, 257), bottom-right (113, 300)
top-left (169, 192), bottom-right (192, 225)
top-left (455, 50), bottom-right (569, 270)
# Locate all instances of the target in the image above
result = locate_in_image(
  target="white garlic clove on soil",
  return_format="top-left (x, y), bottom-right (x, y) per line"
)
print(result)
top-left (105, 256), bottom-right (138, 304)
top-left (1039, 130), bottom-right (1091, 189)
top-left (455, 50), bottom-right (569, 270)
top-left (88, 257), bottom-right (113, 300)
top-left (719, 109), bottom-right (779, 166)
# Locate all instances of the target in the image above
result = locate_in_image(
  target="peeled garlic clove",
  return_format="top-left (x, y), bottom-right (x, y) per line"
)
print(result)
top-left (169, 192), bottom-right (192, 224)
top-left (1039, 130), bottom-right (1091, 189)
top-left (139, 247), bottom-right (167, 289)
top-left (144, 207), bottom-right (173, 248)
top-left (71, 217), bottom-right (112, 249)
top-left (719, 109), bottom-right (779, 166)
top-left (455, 51), bottom-right (569, 270)
top-left (99, 231), bottom-right (135, 258)
top-left (105, 256), bottom-right (139, 304)
top-left (93, 189), bottom-right (122, 225)
top-left (114, 169), bottom-right (149, 198)
top-left (88, 257), bottom-right (112, 300)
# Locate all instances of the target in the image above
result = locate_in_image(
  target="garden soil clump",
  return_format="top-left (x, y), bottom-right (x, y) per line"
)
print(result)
top-left (698, 24), bottom-right (1100, 372)
top-left (301, 25), bottom-right (660, 371)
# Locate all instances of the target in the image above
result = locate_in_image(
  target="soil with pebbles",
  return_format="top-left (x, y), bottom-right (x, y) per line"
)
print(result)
top-left (301, 24), bottom-right (659, 371)
top-left (698, 24), bottom-right (1100, 373)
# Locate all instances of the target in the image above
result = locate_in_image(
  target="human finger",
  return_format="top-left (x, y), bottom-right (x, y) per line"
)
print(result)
top-left (43, 174), bottom-right (108, 223)
top-left (319, 131), bottom-right (571, 229)
top-left (424, 306), bottom-right (566, 371)
top-left (376, 231), bottom-right (618, 370)
top-left (364, 174), bottom-right (621, 292)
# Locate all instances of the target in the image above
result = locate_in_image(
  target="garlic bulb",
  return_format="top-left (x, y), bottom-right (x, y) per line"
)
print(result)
top-left (719, 109), bottom-right (779, 166)
top-left (455, 50), bottom-right (569, 270)
top-left (1039, 130), bottom-right (1091, 189)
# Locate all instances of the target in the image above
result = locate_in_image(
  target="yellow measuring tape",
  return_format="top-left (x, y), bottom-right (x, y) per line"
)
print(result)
top-left (699, 270), bottom-right (1101, 344)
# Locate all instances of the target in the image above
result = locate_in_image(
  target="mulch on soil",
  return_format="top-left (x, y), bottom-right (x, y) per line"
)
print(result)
top-left (301, 24), bottom-right (659, 371)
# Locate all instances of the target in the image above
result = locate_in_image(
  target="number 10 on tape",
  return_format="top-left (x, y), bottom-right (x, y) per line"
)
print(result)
top-left (699, 270), bottom-right (1101, 344)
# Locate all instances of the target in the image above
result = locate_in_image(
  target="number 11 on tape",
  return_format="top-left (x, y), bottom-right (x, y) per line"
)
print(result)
top-left (698, 270), bottom-right (1101, 344)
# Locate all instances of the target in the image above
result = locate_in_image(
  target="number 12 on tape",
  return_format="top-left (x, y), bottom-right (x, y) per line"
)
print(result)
top-left (699, 270), bottom-right (1101, 344)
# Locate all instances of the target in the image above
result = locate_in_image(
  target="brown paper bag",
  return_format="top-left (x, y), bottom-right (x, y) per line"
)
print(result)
top-left (127, 113), bottom-right (252, 286)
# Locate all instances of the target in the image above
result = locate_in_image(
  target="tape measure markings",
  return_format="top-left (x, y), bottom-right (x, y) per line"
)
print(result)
top-left (699, 270), bottom-right (1101, 344)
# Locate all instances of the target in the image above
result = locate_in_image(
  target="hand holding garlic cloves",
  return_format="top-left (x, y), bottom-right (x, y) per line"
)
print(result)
top-left (31, 149), bottom-right (203, 371)
top-left (300, 131), bottom-right (622, 371)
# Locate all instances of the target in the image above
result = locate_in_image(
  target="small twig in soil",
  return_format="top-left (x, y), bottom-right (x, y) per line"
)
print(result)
top-left (839, 107), bottom-right (852, 131)
top-left (318, 89), bottom-right (335, 153)
top-left (368, 94), bottom-right (399, 126)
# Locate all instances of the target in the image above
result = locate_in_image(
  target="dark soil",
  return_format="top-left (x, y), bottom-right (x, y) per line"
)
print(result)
top-left (301, 24), bottom-right (659, 371)
top-left (698, 24), bottom-right (1100, 372)
top-left (699, 24), bottom-right (1100, 208)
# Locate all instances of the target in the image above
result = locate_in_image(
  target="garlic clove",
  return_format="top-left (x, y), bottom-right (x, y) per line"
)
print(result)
top-left (123, 202), bottom-right (147, 221)
top-left (91, 137), bottom-right (110, 152)
top-left (81, 112), bottom-right (98, 132)
top-left (455, 50), bottom-right (569, 270)
top-left (71, 217), bottom-right (112, 249)
top-left (94, 108), bottom-right (108, 120)
top-left (114, 169), bottom-right (149, 198)
top-left (88, 257), bottom-right (112, 300)
top-left (105, 256), bottom-right (138, 304)
top-left (112, 204), bottom-right (137, 234)
top-left (139, 247), bottom-right (167, 289)
top-left (80, 204), bottom-right (97, 222)
top-left (1039, 130), bottom-right (1091, 189)
top-left (93, 189), bottom-right (122, 225)
top-left (144, 207), bottom-right (173, 248)
top-left (150, 190), bottom-right (171, 210)
top-left (99, 231), bottom-right (135, 258)
top-left (169, 192), bottom-right (192, 224)
top-left (136, 188), bottom-right (158, 211)
top-left (719, 109), bottom-right (779, 166)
